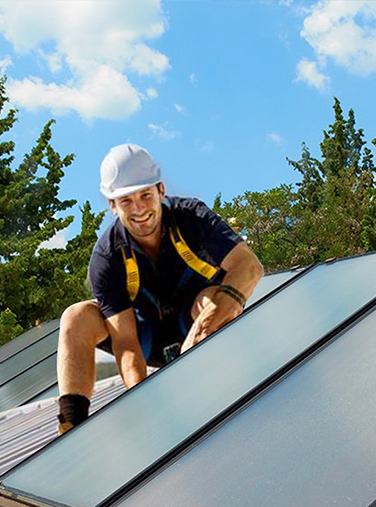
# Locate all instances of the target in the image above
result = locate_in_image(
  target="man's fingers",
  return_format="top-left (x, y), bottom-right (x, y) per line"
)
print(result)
top-left (182, 301), bottom-right (239, 355)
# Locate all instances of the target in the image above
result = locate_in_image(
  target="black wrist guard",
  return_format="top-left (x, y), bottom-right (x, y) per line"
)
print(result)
top-left (217, 284), bottom-right (246, 308)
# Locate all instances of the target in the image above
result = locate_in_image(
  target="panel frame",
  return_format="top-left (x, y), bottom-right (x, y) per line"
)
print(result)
top-left (97, 295), bottom-right (376, 507)
top-left (2, 265), bottom-right (308, 409)
top-left (0, 263), bottom-right (312, 481)
top-left (1, 253), bottom-right (375, 507)
top-left (114, 302), bottom-right (376, 507)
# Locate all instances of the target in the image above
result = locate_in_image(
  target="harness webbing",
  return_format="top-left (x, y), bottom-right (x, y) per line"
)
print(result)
top-left (121, 247), bottom-right (140, 302)
top-left (169, 226), bottom-right (219, 281)
top-left (121, 224), bottom-right (219, 302)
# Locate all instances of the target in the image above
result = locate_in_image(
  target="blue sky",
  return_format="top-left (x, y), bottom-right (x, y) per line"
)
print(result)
top-left (0, 0), bottom-right (376, 246)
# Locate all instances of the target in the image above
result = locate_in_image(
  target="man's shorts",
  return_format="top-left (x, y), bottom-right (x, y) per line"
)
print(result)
top-left (96, 295), bottom-right (195, 368)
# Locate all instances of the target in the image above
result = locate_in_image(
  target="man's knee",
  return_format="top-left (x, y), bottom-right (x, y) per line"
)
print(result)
top-left (60, 300), bottom-right (108, 348)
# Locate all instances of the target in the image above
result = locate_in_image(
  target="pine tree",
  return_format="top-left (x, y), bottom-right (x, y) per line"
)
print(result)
top-left (0, 77), bottom-right (105, 341)
top-left (213, 98), bottom-right (376, 270)
top-left (286, 98), bottom-right (375, 263)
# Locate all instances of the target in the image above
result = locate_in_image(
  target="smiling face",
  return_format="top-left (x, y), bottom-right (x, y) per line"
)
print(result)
top-left (110, 183), bottom-right (166, 246)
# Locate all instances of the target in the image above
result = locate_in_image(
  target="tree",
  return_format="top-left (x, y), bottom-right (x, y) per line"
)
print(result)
top-left (214, 98), bottom-right (376, 271)
top-left (0, 308), bottom-right (23, 346)
top-left (289, 98), bottom-right (376, 263)
top-left (214, 185), bottom-right (300, 271)
top-left (0, 76), bottom-right (105, 342)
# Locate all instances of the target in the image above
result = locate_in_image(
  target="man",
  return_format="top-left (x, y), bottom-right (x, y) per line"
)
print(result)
top-left (57, 143), bottom-right (264, 434)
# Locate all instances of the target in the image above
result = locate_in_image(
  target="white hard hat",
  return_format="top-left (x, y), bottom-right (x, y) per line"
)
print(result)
top-left (100, 143), bottom-right (161, 200)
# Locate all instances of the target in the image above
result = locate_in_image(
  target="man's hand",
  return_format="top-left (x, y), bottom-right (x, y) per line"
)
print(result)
top-left (181, 241), bottom-right (264, 355)
top-left (181, 289), bottom-right (242, 353)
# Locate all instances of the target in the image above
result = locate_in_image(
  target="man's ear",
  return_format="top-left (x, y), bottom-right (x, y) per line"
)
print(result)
top-left (109, 199), bottom-right (117, 215)
top-left (157, 182), bottom-right (166, 199)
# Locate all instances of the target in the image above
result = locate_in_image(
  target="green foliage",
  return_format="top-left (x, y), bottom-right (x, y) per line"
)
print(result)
top-left (215, 98), bottom-right (376, 271)
top-left (0, 76), bottom-right (105, 341)
top-left (0, 308), bottom-right (23, 346)
top-left (216, 185), bottom-right (299, 270)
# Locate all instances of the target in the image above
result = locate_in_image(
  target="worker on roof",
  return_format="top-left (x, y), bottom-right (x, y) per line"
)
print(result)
top-left (57, 143), bottom-right (264, 434)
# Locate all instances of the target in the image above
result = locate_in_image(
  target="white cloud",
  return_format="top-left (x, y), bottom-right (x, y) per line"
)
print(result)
top-left (0, 0), bottom-right (169, 121)
top-left (148, 122), bottom-right (179, 140)
top-left (147, 87), bottom-right (158, 99)
top-left (268, 132), bottom-right (284, 144)
top-left (0, 54), bottom-right (11, 74)
top-left (296, 58), bottom-right (329, 91)
top-left (201, 141), bottom-right (215, 152)
top-left (39, 50), bottom-right (63, 73)
top-left (189, 72), bottom-right (198, 86)
top-left (174, 103), bottom-right (186, 114)
top-left (8, 68), bottom-right (141, 121)
top-left (39, 228), bottom-right (68, 250)
top-left (301, 0), bottom-right (376, 76)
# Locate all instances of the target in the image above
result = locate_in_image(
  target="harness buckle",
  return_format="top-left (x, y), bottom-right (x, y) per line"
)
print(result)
top-left (163, 342), bottom-right (181, 363)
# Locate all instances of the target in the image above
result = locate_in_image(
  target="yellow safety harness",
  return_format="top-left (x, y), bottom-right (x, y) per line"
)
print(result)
top-left (122, 224), bottom-right (219, 302)
top-left (121, 247), bottom-right (140, 302)
top-left (169, 226), bottom-right (219, 280)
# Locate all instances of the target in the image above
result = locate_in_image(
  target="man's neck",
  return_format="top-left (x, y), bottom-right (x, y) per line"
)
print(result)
top-left (132, 226), bottom-right (162, 265)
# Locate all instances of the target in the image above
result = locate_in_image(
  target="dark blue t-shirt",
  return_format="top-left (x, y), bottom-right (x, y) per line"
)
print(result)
top-left (89, 196), bottom-right (242, 319)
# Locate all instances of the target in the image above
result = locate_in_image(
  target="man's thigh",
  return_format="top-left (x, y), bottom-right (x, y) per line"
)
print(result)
top-left (95, 304), bottom-right (161, 365)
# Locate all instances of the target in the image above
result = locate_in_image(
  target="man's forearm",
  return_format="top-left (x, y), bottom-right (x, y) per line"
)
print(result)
top-left (220, 243), bottom-right (264, 302)
top-left (105, 309), bottom-right (148, 390)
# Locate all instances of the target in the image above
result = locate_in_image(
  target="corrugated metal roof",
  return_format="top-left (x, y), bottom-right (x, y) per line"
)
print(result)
top-left (0, 373), bottom-right (130, 477)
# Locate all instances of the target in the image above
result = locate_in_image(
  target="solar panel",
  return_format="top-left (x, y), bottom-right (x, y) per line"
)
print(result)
top-left (245, 267), bottom-right (301, 308)
top-left (1, 254), bottom-right (375, 507)
top-left (0, 268), bottom-right (300, 411)
top-left (0, 320), bottom-right (60, 363)
top-left (26, 384), bottom-right (60, 403)
top-left (0, 354), bottom-right (58, 412)
top-left (119, 306), bottom-right (376, 507)
top-left (0, 330), bottom-right (59, 386)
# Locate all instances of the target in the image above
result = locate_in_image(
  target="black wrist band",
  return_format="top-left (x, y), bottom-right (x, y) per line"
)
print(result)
top-left (217, 284), bottom-right (246, 308)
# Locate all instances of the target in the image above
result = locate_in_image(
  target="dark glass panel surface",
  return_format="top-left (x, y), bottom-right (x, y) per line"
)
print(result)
top-left (0, 320), bottom-right (60, 363)
top-left (0, 331), bottom-right (59, 386)
top-left (0, 354), bottom-right (57, 412)
top-left (1, 254), bottom-right (376, 507)
top-left (120, 309), bottom-right (376, 507)
top-left (26, 383), bottom-right (59, 403)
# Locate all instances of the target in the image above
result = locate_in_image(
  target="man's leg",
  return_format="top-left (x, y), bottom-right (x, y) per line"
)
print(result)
top-left (57, 300), bottom-right (109, 433)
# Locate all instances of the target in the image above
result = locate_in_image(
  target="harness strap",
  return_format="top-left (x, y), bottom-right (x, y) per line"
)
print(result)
top-left (169, 226), bottom-right (219, 281)
top-left (121, 221), bottom-right (219, 302)
top-left (121, 247), bottom-right (140, 302)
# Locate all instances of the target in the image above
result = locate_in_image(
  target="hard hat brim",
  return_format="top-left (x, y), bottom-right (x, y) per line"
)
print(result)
top-left (100, 180), bottom-right (161, 200)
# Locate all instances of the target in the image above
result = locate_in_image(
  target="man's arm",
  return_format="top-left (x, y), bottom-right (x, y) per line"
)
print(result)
top-left (181, 242), bottom-right (264, 353)
top-left (105, 308), bottom-right (147, 389)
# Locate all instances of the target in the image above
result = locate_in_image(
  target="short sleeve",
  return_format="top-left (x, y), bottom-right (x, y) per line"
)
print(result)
top-left (174, 198), bottom-right (244, 266)
top-left (89, 249), bottom-right (131, 319)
